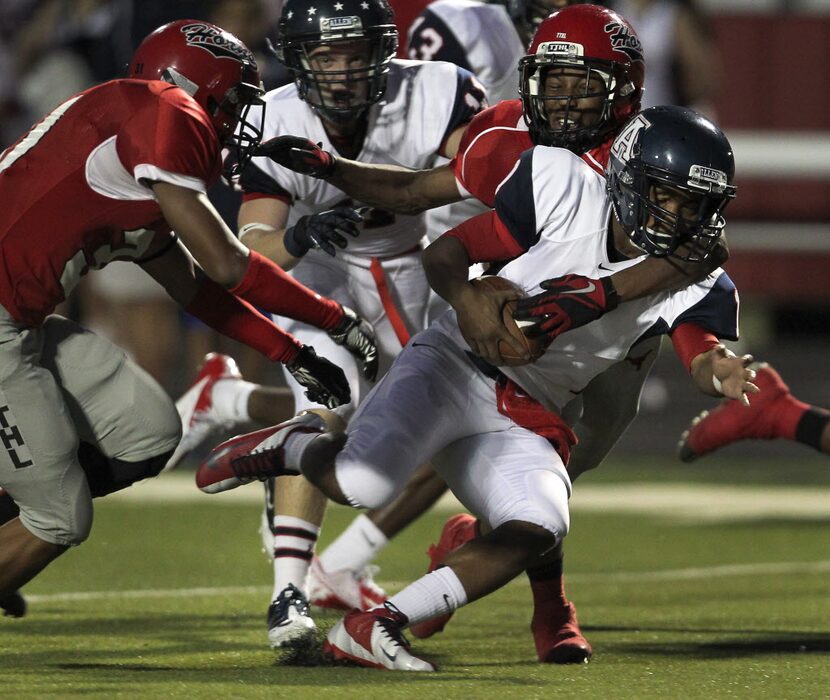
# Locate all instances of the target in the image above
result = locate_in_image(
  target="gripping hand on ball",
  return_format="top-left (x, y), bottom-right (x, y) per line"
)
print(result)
top-left (513, 274), bottom-right (619, 343)
top-left (254, 136), bottom-right (336, 178)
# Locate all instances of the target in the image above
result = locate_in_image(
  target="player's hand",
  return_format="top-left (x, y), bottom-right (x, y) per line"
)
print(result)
top-left (710, 344), bottom-right (760, 406)
top-left (328, 305), bottom-right (379, 381)
top-left (254, 136), bottom-right (336, 178)
top-left (453, 283), bottom-right (529, 366)
top-left (283, 206), bottom-right (363, 258)
top-left (513, 274), bottom-right (619, 342)
top-left (286, 345), bottom-right (351, 409)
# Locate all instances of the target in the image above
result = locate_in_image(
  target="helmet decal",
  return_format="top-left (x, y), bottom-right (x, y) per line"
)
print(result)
top-left (180, 22), bottom-right (257, 64)
top-left (603, 21), bottom-right (644, 64)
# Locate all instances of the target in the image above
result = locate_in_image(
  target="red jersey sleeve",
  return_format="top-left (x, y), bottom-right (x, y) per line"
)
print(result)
top-left (449, 100), bottom-right (533, 208)
top-left (117, 83), bottom-right (221, 190)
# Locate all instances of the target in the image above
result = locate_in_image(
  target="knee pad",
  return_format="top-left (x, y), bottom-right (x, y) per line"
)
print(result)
top-left (78, 442), bottom-right (173, 498)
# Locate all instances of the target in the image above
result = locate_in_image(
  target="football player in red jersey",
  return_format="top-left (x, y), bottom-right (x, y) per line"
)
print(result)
top-left (0, 19), bottom-right (378, 608)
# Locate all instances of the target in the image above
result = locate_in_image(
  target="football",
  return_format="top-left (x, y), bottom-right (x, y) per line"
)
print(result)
top-left (470, 276), bottom-right (546, 366)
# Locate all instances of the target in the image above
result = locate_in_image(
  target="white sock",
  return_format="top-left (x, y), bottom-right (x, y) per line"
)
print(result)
top-left (271, 515), bottom-right (320, 600)
top-left (319, 513), bottom-right (389, 573)
top-left (385, 567), bottom-right (468, 626)
top-left (211, 378), bottom-right (256, 423)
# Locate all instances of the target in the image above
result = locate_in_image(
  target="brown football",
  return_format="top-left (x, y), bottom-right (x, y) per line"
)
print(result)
top-left (470, 276), bottom-right (545, 366)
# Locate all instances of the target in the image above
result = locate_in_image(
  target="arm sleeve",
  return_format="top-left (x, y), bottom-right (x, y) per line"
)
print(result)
top-left (117, 88), bottom-right (220, 189)
top-left (442, 209), bottom-right (525, 263)
top-left (670, 323), bottom-right (721, 373)
top-left (229, 250), bottom-right (343, 331)
top-left (439, 66), bottom-right (488, 152)
top-left (407, 9), bottom-right (473, 71)
top-left (185, 276), bottom-right (301, 364)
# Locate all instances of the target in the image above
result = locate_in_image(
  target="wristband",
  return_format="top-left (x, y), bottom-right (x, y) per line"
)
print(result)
top-left (282, 224), bottom-right (307, 258)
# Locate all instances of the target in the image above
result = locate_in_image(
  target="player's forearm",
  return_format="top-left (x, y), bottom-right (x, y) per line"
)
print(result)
top-left (328, 159), bottom-right (455, 215)
top-left (239, 223), bottom-right (301, 271)
top-left (423, 235), bottom-right (475, 309)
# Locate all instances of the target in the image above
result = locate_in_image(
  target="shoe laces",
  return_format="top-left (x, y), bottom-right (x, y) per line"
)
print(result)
top-left (231, 447), bottom-right (278, 480)
top-left (375, 603), bottom-right (410, 649)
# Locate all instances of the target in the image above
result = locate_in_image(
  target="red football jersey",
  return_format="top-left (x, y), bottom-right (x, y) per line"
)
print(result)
top-left (450, 99), bottom-right (612, 208)
top-left (0, 79), bottom-right (221, 326)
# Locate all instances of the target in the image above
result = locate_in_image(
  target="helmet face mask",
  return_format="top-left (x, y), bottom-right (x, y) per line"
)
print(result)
top-left (520, 5), bottom-right (644, 152)
top-left (275, 0), bottom-right (397, 124)
top-left (129, 20), bottom-right (265, 176)
top-left (608, 108), bottom-right (737, 263)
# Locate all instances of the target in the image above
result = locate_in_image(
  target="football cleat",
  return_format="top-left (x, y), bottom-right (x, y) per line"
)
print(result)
top-left (532, 600), bottom-right (592, 664)
top-left (164, 353), bottom-right (243, 471)
top-left (678, 364), bottom-right (793, 462)
top-left (267, 584), bottom-right (317, 648)
top-left (196, 413), bottom-right (325, 494)
top-left (323, 603), bottom-right (435, 672)
top-left (409, 513), bottom-right (477, 639)
top-left (308, 556), bottom-right (388, 611)
top-left (0, 590), bottom-right (27, 618)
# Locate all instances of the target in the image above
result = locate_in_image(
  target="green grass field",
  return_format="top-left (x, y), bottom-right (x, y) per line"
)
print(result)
top-left (2, 455), bottom-right (830, 699)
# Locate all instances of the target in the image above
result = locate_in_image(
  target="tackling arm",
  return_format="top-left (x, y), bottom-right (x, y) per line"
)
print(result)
top-left (253, 135), bottom-right (464, 216)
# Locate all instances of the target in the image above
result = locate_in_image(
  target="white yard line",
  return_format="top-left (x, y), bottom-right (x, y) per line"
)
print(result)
top-left (113, 473), bottom-right (830, 522)
top-left (26, 559), bottom-right (830, 604)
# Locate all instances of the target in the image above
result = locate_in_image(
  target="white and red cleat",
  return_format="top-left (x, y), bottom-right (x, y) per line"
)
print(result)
top-left (408, 513), bottom-right (477, 639)
top-left (532, 601), bottom-right (592, 664)
top-left (164, 353), bottom-right (243, 471)
top-left (196, 413), bottom-right (325, 494)
top-left (324, 604), bottom-right (435, 672)
top-left (678, 364), bottom-right (794, 462)
top-left (308, 556), bottom-right (387, 611)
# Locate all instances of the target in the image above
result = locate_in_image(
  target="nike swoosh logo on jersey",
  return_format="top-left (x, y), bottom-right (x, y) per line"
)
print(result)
top-left (411, 342), bottom-right (436, 349)
top-left (559, 281), bottom-right (596, 295)
top-left (598, 263), bottom-right (613, 272)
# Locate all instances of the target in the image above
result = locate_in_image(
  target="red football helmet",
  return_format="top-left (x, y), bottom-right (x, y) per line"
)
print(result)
top-left (519, 4), bottom-right (644, 152)
top-left (129, 20), bottom-right (265, 174)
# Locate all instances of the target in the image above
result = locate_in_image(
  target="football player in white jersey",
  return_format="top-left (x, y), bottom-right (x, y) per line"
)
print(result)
top-left (250, 4), bottom-right (729, 662)
top-left (183, 0), bottom-right (488, 649)
top-left (197, 106), bottom-right (755, 671)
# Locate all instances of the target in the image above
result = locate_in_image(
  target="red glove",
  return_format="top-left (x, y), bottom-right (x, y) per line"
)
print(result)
top-left (513, 274), bottom-right (619, 342)
top-left (254, 136), bottom-right (336, 178)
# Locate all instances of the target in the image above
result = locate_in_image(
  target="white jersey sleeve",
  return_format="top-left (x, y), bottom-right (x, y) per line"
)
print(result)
top-left (407, 0), bottom-right (524, 104)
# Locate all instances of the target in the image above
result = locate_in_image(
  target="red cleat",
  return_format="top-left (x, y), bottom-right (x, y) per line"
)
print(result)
top-left (408, 513), bottom-right (477, 639)
top-left (678, 364), bottom-right (796, 462)
top-left (196, 413), bottom-right (324, 493)
top-left (165, 353), bottom-right (243, 471)
top-left (532, 601), bottom-right (592, 664)
top-left (324, 604), bottom-right (435, 671)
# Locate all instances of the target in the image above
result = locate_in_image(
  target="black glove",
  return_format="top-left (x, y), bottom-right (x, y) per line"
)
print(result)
top-left (513, 274), bottom-right (619, 342)
top-left (254, 136), bottom-right (336, 178)
top-left (286, 345), bottom-right (351, 409)
top-left (328, 306), bottom-right (379, 381)
top-left (283, 206), bottom-right (362, 258)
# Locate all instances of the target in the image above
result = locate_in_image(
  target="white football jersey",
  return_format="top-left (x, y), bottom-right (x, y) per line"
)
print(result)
top-left (434, 146), bottom-right (740, 412)
top-left (241, 59), bottom-right (485, 257)
top-left (407, 0), bottom-right (524, 104)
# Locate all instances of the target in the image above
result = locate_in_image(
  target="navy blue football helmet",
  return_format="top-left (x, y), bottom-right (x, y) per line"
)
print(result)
top-left (274, 0), bottom-right (397, 123)
top-left (608, 106), bottom-right (737, 263)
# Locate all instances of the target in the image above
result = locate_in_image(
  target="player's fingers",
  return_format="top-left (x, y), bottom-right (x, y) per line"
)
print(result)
top-left (497, 328), bottom-right (529, 361)
top-left (335, 221), bottom-right (360, 238)
top-left (316, 238), bottom-right (337, 256)
top-left (328, 231), bottom-right (349, 248)
top-left (744, 380), bottom-right (760, 394)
